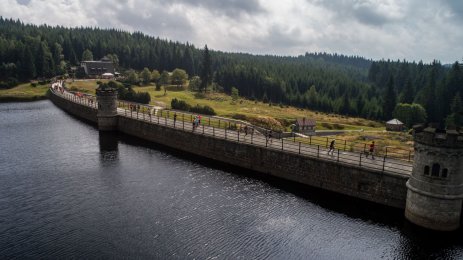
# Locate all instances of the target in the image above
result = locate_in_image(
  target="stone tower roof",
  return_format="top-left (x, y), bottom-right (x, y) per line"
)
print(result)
top-left (413, 124), bottom-right (463, 148)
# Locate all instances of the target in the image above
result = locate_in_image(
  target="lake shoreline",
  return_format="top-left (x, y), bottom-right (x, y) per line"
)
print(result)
top-left (0, 95), bottom-right (48, 103)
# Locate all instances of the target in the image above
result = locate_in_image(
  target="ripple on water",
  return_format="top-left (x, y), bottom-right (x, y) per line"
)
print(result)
top-left (1, 101), bottom-right (463, 259)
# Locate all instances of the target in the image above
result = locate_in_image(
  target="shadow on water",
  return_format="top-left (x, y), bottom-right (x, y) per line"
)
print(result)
top-left (98, 131), bottom-right (119, 164)
top-left (107, 130), bottom-right (463, 256)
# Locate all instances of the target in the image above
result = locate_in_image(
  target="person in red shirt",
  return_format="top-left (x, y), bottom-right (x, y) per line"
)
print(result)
top-left (366, 141), bottom-right (375, 159)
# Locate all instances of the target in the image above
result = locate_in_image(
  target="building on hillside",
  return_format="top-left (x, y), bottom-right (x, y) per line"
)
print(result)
top-left (80, 56), bottom-right (115, 77)
top-left (295, 118), bottom-right (316, 135)
top-left (386, 118), bottom-right (404, 131)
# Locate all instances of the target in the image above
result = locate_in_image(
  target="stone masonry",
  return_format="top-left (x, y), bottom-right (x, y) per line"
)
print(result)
top-left (405, 125), bottom-right (463, 231)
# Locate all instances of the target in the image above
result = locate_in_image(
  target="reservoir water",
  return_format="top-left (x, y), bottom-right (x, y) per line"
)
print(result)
top-left (1, 100), bottom-right (463, 259)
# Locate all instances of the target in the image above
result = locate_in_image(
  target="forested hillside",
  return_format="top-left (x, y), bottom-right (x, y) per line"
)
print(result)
top-left (1, 17), bottom-right (462, 126)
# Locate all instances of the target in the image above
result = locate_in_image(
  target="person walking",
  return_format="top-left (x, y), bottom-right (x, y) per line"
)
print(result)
top-left (327, 139), bottom-right (335, 155)
top-left (366, 141), bottom-right (375, 159)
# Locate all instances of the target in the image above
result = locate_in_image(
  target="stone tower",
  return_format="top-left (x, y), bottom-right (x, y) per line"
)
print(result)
top-left (405, 125), bottom-right (463, 231)
top-left (96, 85), bottom-right (118, 131)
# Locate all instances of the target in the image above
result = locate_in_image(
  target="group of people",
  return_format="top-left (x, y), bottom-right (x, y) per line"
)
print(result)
top-left (327, 139), bottom-right (376, 159)
top-left (51, 80), bottom-right (65, 94)
top-left (192, 115), bottom-right (202, 130)
top-left (238, 125), bottom-right (254, 138)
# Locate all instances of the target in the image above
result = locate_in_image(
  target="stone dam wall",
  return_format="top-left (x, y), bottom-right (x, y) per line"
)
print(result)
top-left (50, 92), bottom-right (410, 209)
top-left (49, 91), bottom-right (98, 124)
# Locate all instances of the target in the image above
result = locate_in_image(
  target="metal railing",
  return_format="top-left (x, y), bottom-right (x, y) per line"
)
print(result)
top-left (115, 100), bottom-right (412, 175)
top-left (50, 87), bottom-right (413, 175)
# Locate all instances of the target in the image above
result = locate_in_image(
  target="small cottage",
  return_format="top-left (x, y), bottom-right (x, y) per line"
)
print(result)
top-left (295, 117), bottom-right (316, 135)
top-left (386, 118), bottom-right (404, 131)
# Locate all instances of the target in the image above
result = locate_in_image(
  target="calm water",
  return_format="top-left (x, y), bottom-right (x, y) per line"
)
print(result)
top-left (1, 100), bottom-right (463, 259)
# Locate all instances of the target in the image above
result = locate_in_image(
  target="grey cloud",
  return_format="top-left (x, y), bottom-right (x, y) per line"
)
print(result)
top-left (16, 0), bottom-right (31, 6)
top-left (309, 0), bottom-right (398, 27)
top-left (89, 1), bottom-right (195, 42)
top-left (445, 1), bottom-right (463, 21)
top-left (160, 0), bottom-right (265, 17)
top-left (352, 4), bottom-right (390, 26)
top-left (260, 26), bottom-right (303, 49)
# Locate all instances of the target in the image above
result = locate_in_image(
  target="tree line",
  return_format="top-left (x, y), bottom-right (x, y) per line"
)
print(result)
top-left (1, 17), bottom-right (462, 127)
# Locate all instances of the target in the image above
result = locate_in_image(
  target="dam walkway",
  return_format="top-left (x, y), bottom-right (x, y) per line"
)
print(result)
top-left (50, 83), bottom-right (413, 176)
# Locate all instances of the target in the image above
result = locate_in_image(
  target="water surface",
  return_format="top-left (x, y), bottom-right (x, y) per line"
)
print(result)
top-left (1, 100), bottom-right (462, 259)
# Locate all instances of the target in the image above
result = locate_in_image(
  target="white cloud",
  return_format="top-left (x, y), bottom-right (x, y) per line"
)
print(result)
top-left (0, 0), bottom-right (461, 63)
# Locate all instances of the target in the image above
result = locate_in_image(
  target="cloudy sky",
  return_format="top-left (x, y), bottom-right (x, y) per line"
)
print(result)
top-left (2, 0), bottom-right (462, 63)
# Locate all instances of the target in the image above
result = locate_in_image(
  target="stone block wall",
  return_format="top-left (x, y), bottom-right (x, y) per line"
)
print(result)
top-left (118, 116), bottom-right (409, 208)
top-left (48, 91), bottom-right (98, 124)
top-left (50, 92), bottom-right (410, 209)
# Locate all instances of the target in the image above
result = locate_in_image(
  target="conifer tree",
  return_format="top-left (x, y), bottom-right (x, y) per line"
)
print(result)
top-left (200, 45), bottom-right (212, 93)
top-left (383, 76), bottom-right (397, 119)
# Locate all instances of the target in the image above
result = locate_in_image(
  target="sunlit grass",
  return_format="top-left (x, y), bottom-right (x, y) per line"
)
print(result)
top-left (0, 82), bottom-right (49, 101)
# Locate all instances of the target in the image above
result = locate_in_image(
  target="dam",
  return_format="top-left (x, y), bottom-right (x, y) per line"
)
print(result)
top-left (48, 82), bottom-right (463, 231)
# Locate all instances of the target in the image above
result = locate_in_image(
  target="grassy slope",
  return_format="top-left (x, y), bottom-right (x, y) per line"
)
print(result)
top-left (0, 83), bottom-right (49, 102)
top-left (2, 79), bottom-right (412, 152)
top-left (134, 85), bottom-right (384, 131)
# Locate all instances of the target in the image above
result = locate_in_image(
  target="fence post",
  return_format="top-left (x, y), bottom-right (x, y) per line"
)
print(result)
top-left (408, 151), bottom-right (411, 162)
top-left (344, 140), bottom-right (347, 151)
top-left (213, 126), bottom-right (215, 137)
top-left (165, 115), bottom-right (167, 126)
top-left (309, 136), bottom-right (312, 145)
top-left (383, 156), bottom-right (386, 171)
top-left (385, 147), bottom-right (388, 158)
top-left (251, 131), bottom-right (253, 144)
top-left (281, 139), bottom-right (284, 150)
top-left (238, 130), bottom-right (240, 142)
top-left (208, 117), bottom-right (210, 126)
top-left (326, 137), bottom-right (328, 148)
top-left (317, 145), bottom-right (320, 158)
top-left (337, 149), bottom-right (340, 162)
top-left (298, 142), bottom-right (301, 154)
top-left (225, 128), bottom-right (227, 140)
top-left (293, 132), bottom-right (296, 142)
top-left (359, 153), bottom-right (362, 166)
top-left (219, 120), bottom-right (221, 128)
top-left (202, 124), bottom-right (205, 134)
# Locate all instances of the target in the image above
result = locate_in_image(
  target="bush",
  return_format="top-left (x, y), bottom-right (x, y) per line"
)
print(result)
top-left (191, 104), bottom-right (216, 115)
top-left (171, 98), bottom-right (191, 111)
top-left (37, 79), bottom-right (50, 85)
top-left (171, 98), bottom-right (216, 115)
top-left (232, 114), bottom-right (247, 120)
top-left (99, 80), bottom-right (151, 104)
top-left (332, 123), bottom-right (345, 130)
top-left (248, 116), bottom-right (285, 132)
top-left (321, 122), bottom-right (333, 129)
top-left (0, 77), bottom-right (19, 89)
top-left (30, 83), bottom-right (37, 87)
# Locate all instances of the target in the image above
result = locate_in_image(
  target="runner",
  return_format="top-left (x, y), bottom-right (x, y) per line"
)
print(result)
top-left (366, 141), bottom-right (375, 159)
top-left (327, 140), bottom-right (335, 155)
